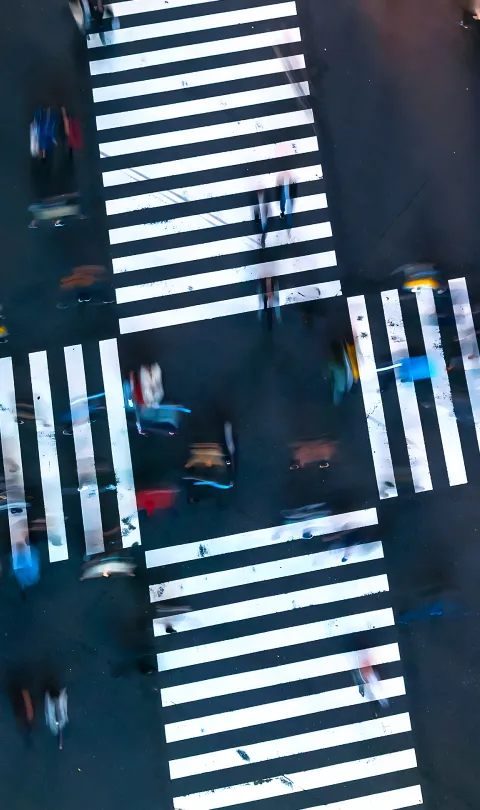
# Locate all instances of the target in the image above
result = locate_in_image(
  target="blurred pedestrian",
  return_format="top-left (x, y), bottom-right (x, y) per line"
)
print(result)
top-left (87, 0), bottom-right (115, 44)
top-left (254, 189), bottom-right (269, 248)
top-left (69, 0), bottom-right (91, 31)
top-left (290, 438), bottom-right (338, 470)
top-left (277, 171), bottom-right (297, 231)
top-left (136, 487), bottom-right (179, 517)
top-left (12, 541), bottom-right (40, 597)
top-left (397, 599), bottom-right (468, 624)
top-left (9, 678), bottom-right (35, 743)
top-left (353, 660), bottom-right (389, 711)
top-left (257, 275), bottom-right (280, 331)
top-left (459, 2), bottom-right (480, 27)
top-left (58, 265), bottom-right (114, 308)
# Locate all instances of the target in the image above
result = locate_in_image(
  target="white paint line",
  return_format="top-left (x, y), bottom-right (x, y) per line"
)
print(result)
top-left (116, 251), bottom-right (336, 304)
top-left (94, 55), bottom-right (306, 103)
top-left (110, 192), bottom-right (326, 245)
top-left (281, 283), bottom-right (341, 305)
top-left (90, 27), bottom-right (302, 76)
top-left (166, 676), bottom-right (405, 743)
top-left (172, 749), bottom-right (417, 810)
top-left (64, 346), bottom-right (104, 556)
top-left (0, 358), bottom-right (30, 564)
top-left (110, 0), bottom-right (223, 19)
top-left (154, 573), bottom-right (389, 635)
top-left (88, 2), bottom-right (298, 48)
top-left (146, 508), bottom-right (378, 567)
top-left (99, 339), bottom-right (140, 547)
top-left (97, 81), bottom-right (309, 131)
top-left (29, 352), bottom-right (68, 562)
top-left (119, 280), bottom-right (342, 333)
top-left (156, 607), bottom-right (394, 671)
top-left (381, 290), bottom-right (432, 493)
top-left (102, 135), bottom-right (318, 187)
top-left (348, 295), bottom-right (397, 499)
top-left (150, 543), bottom-right (385, 601)
top-left (449, 277), bottom-right (480, 449)
top-left (113, 222), bottom-right (331, 273)
top-left (301, 786), bottom-right (423, 810)
top-left (416, 287), bottom-right (467, 486)
top-left (105, 163), bottom-right (320, 216)
top-left (328, 787), bottom-right (424, 810)
top-left (169, 712), bottom-right (412, 779)
top-left (161, 642), bottom-right (399, 706)
top-left (100, 108), bottom-right (314, 158)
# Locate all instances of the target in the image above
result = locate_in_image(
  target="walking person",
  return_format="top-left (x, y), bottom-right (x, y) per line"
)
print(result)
top-left (253, 189), bottom-right (269, 248)
top-left (45, 687), bottom-right (68, 749)
top-left (259, 275), bottom-right (280, 331)
top-left (397, 599), bottom-right (469, 624)
top-left (69, 0), bottom-right (92, 33)
top-left (353, 659), bottom-right (389, 714)
top-left (9, 677), bottom-right (35, 744)
top-left (57, 265), bottom-right (114, 308)
top-left (87, 0), bottom-right (115, 45)
top-left (12, 541), bottom-right (40, 598)
top-left (459, 1), bottom-right (480, 28)
top-left (277, 170), bottom-right (297, 232)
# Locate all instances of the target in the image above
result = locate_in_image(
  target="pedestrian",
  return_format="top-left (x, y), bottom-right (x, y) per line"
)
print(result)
top-left (277, 170), bottom-right (297, 232)
top-left (459, 2), bottom-right (480, 28)
top-left (290, 438), bottom-right (338, 470)
top-left (254, 189), bottom-right (269, 248)
top-left (12, 541), bottom-right (40, 597)
top-left (397, 600), bottom-right (468, 624)
top-left (136, 487), bottom-right (178, 517)
top-left (58, 265), bottom-right (114, 307)
top-left (87, 0), bottom-right (115, 45)
top-left (353, 661), bottom-right (389, 711)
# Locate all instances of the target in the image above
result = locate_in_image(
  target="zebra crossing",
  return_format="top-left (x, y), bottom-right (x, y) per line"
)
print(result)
top-left (348, 278), bottom-right (480, 500)
top-left (146, 508), bottom-right (423, 810)
top-left (87, 0), bottom-right (341, 334)
top-left (0, 339), bottom-right (139, 563)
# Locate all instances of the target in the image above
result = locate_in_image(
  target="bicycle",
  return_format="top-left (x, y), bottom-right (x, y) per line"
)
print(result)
top-left (45, 688), bottom-right (68, 749)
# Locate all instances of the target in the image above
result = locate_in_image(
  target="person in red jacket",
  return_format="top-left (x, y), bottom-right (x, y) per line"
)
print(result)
top-left (136, 487), bottom-right (178, 517)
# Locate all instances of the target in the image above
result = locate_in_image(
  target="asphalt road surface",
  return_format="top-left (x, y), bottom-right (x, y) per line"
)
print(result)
top-left (0, 1), bottom-right (479, 810)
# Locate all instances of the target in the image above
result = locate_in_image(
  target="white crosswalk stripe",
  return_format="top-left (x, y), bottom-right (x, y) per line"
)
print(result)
top-left (109, 193), bottom-right (326, 245)
top-left (87, 2), bottom-right (299, 49)
top-left (174, 750), bottom-right (417, 810)
top-left (449, 277), bottom-right (480, 446)
top-left (104, 163), bottom-right (321, 217)
top-left (380, 291), bottom-right (432, 494)
top-left (94, 55), bottom-right (307, 104)
top-left (29, 351), bottom-right (69, 561)
top-left (87, 0), bottom-right (340, 333)
top-left (348, 279), bottom-right (480, 499)
top-left (90, 27), bottom-right (303, 76)
top-left (118, 280), bottom-right (341, 333)
top-left (96, 81), bottom-right (310, 131)
top-left (147, 508), bottom-right (423, 809)
top-left (0, 339), bottom-right (140, 562)
top-left (101, 137), bottom-right (319, 187)
top-left (100, 109), bottom-right (314, 158)
top-left (347, 296), bottom-right (397, 500)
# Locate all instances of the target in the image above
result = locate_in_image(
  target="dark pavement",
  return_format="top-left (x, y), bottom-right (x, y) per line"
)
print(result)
top-left (0, 1), bottom-right (479, 810)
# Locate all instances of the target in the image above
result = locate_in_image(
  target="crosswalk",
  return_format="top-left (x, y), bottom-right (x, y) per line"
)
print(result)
top-left (0, 339), bottom-right (140, 563)
top-left (146, 508), bottom-right (423, 810)
top-left (87, 0), bottom-right (341, 334)
top-left (349, 278), bottom-right (480, 499)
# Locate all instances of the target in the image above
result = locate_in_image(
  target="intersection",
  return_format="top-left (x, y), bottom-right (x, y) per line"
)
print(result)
top-left (0, 1), bottom-right (479, 810)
